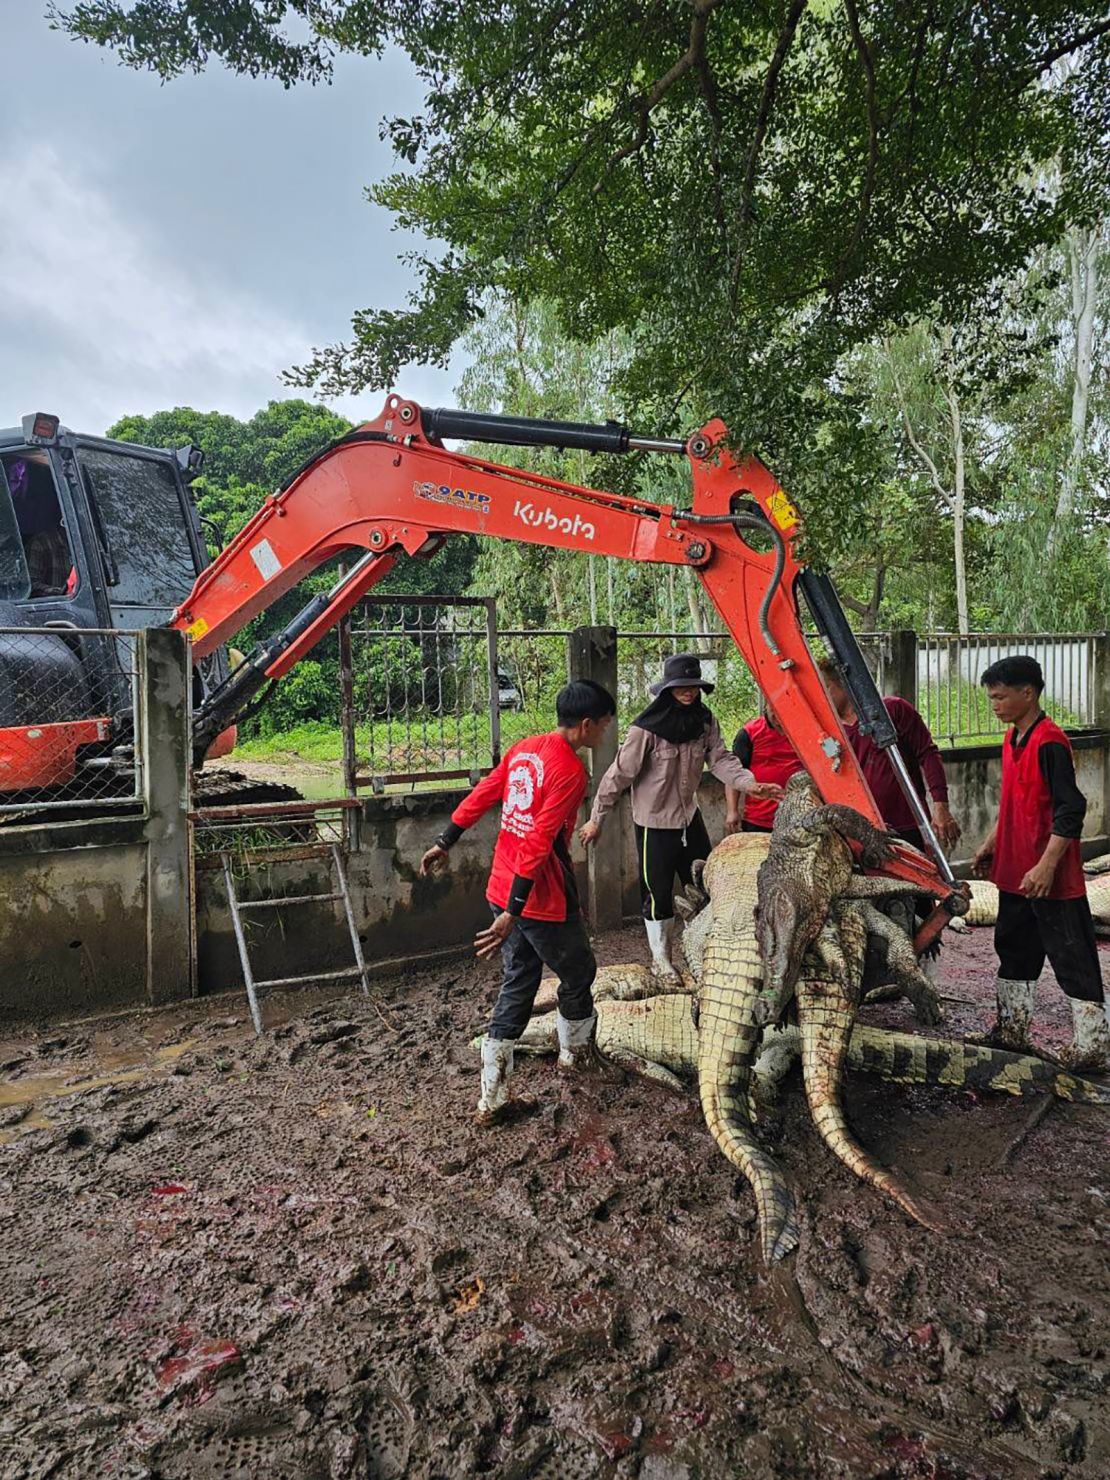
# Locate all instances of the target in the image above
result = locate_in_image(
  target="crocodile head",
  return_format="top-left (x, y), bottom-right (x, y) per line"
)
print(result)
top-left (754, 878), bottom-right (818, 1021)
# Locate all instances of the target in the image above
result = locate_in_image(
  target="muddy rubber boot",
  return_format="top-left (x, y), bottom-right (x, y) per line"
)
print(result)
top-left (644, 919), bottom-right (681, 985)
top-left (982, 977), bottom-right (1037, 1050)
top-left (1057, 999), bottom-right (1110, 1074)
top-left (556, 1010), bottom-right (598, 1069)
top-left (476, 1036), bottom-right (515, 1125)
top-left (556, 1010), bottom-right (621, 1079)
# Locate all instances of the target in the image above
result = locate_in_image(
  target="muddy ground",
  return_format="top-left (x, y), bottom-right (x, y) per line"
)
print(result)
top-left (1, 924), bottom-right (1107, 1480)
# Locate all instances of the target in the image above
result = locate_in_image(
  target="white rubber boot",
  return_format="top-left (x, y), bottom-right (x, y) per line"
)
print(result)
top-left (645, 918), bottom-right (681, 984)
top-left (920, 953), bottom-right (939, 982)
top-left (477, 1036), bottom-right (515, 1123)
top-left (1058, 999), bottom-right (1110, 1073)
top-left (985, 977), bottom-right (1037, 1051)
top-left (555, 1010), bottom-right (598, 1070)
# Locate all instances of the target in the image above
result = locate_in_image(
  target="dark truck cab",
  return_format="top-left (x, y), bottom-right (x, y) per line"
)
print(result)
top-left (0, 414), bottom-right (230, 789)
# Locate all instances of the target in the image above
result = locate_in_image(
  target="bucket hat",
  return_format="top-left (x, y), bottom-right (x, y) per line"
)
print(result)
top-left (649, 652), bottom-right (714, 696)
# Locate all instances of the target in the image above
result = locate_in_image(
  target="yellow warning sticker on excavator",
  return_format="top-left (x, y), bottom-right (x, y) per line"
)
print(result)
top-left (767, 490), bottom-right (800, 531)
top-left (186, 617), bottom-right (209, 642)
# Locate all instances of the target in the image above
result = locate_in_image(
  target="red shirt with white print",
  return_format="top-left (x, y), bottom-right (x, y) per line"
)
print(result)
top-left (447, 732), bottom-right (587, 922)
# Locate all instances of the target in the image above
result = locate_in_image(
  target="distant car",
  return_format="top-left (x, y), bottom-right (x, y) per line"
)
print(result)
top-left (496, 670), bottom-right (523, 710)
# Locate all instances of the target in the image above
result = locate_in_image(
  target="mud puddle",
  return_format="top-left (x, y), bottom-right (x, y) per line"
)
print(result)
top-left (0, 924), bottom-right (1106, 1477)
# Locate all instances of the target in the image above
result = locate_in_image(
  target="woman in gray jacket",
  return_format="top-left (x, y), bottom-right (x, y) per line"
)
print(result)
top-left (579, 653), bottom-right (782, 981)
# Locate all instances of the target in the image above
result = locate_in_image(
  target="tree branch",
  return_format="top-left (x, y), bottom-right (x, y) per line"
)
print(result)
top-left (594, 0), bottom-right (724, 192)
top-left (824, 0), bottom-right (880, 298)
top-left (1018, 17), bottom-right (1110, 90)
top-left (729, 0), bottom-right (810, 298)
top-left (886, 340), bottom-right (955, 509)
top-left (694, 25), bottom-right (728, 242)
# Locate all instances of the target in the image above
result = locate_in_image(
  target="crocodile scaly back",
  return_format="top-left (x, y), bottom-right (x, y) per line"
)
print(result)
top-left (698, 833), bottom-right (799, 1261)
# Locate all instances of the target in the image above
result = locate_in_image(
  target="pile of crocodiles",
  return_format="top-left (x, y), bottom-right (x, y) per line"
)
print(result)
top-left (475, 773), bottom-right (1110, 1262)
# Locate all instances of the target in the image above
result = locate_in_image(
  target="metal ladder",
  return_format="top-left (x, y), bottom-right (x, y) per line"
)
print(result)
top-left (221, 841), bottom-right (372, 1034)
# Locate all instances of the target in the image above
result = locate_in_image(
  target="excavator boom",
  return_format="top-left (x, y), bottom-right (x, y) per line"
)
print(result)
top-left (172, 394), bottom-right (963, 927)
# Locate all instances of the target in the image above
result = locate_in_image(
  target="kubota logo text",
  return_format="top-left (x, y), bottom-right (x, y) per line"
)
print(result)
top-left (513, 499), bottom-right (596, 541)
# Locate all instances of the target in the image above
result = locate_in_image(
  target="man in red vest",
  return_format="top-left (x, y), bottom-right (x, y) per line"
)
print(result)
top-left (971, 655), bottom-right (1109, 1071)
top-left (724, 704), bottom-right (802, 833)
top-left (419, 680), bottom-right (617, 1122)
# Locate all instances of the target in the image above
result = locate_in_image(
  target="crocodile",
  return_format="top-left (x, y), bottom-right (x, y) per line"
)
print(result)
top-left (488, 972), bottom-right (1110, 1106)
top-left (691, 774), bottom-right (961, 1260)
top-left (949, 874), bottom-right (1110, 935)
top-left (696, 831), bottom-right (801, 1259)
top-left (754, 772), bottom-right (941, 1027)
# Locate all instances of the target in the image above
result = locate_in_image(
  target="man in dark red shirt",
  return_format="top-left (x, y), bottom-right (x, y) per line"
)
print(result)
top-left (971, 655), bottom-right (1109, 1072)
top-left (419, 680), bottom-right (616, 1122)
top-left (816, 657), bottom-right (961, 853)
top-left (725, 704), bottom-right (802, 833)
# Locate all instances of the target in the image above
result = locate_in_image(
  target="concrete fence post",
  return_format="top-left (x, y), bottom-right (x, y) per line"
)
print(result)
top-left (139, 628), bottom-right (193, 1004)
top-left (884, 629), bottom-right (918, 704)
top-left (568, 625), bottom-right (623, 930)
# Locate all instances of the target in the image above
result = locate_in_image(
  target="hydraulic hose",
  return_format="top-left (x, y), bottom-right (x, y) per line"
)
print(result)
top-left (679, 510), bottom-right (787, 658)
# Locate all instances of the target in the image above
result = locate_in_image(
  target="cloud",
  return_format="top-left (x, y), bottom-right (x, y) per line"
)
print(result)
top-left (0, 141), bottom-right (459, 434)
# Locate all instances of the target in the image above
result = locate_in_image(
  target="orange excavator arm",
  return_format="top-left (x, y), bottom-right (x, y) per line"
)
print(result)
top-left (172, 394), bottom-right (965, 932)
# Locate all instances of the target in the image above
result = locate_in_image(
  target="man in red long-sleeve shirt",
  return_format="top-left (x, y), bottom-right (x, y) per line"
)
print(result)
top-left (419, 680), bottom-right (616, 1123)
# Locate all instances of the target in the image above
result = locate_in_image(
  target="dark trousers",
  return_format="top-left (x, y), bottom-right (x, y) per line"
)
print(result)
top-left (995, 890), bottom-right (1104, 1003)
top-left (635, 809), bottom-right (712, 921)
top-left (488, 907), bottom-right (597, 1040)
top-left (741, 820), bottom-right (773, 834)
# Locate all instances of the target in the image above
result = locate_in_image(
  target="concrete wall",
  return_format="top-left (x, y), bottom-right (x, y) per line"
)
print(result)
top-left (0, 630), bottom-right (193, 1024)
top-left (195, 793), bottom-right (514, 994)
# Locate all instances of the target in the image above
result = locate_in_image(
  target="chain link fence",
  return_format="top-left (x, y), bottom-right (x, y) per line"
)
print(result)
top-left (0, 626), bottom-right (142, 815)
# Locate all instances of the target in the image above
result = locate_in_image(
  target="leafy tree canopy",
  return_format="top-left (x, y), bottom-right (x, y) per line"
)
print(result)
top-left (56, 1), bottom-right (1110, 492)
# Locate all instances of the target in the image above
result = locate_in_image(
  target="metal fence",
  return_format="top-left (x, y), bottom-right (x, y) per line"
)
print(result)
top-left (334, 610), bottom-right (1103, 790)
top-left (341, 598), bottom-right (501, 792)
top-left (0, 626), bottom-right (143, 816)
top-left (917, 632), bottom-right (1097, 746)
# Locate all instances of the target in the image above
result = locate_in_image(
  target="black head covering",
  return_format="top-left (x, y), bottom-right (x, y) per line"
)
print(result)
top-left (632, 689), bottom-right (712, 744)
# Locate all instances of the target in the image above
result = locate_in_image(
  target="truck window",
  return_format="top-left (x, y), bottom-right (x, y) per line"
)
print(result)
top-left (0, 463), bottom-right (32, 601)
top-left (0, 452), bottom-right (72, 599)
top-left (77, 448), bottom-right (198, 610)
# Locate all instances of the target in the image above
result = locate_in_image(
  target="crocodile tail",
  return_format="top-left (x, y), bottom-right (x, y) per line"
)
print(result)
top-left (698, 977), bottom-right (799, 1262)
top-left (847, 1025), bottom-right (1110, 1105)
top-left (799, 982), bottom-right (950, 1235)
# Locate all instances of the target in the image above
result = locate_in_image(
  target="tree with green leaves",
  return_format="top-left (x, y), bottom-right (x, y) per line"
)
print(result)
top-left (55, 1), bottom-right (1110, 503)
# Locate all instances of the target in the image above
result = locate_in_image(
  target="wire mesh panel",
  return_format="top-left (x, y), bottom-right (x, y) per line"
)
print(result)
top-left (341, 598), bottom-right (501, 791)
top-left (497, 629), bottom-right (573, 750)
top-left (918, 633), bottom-right (1097, 746)
top-left (0, 626), bottom-right (143, 815)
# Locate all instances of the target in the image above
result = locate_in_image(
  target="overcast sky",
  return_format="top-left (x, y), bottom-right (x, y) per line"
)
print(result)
top-left (0, 9), bottom-right (463, 435)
